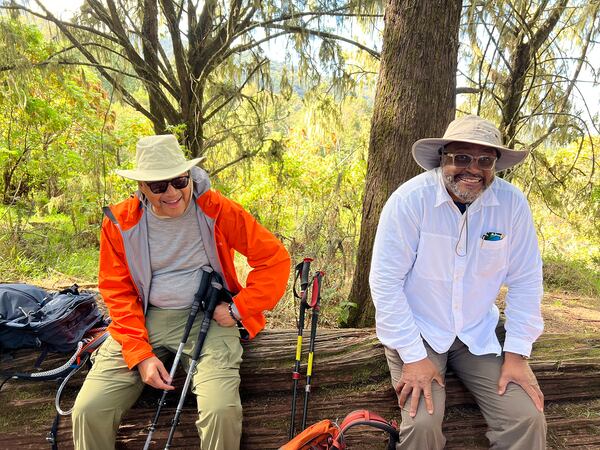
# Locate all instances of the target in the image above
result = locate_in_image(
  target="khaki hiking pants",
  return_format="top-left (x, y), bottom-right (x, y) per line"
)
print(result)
top-left (385, 338), bottom-right (547, 450)
top-left (72, 306), bottom-right (243, 450)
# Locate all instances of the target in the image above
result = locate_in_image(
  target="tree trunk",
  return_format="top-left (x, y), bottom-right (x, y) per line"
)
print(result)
top-left (344, 0), bottom-right (462, 327)
top-left (184, 81), bottom-right (205, 159)
top-left (499, 0), bottom-right (568, 149)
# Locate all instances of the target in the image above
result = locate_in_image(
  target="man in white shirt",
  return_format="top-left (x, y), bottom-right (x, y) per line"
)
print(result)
top-left (370, 115), bottom-right (546, 449)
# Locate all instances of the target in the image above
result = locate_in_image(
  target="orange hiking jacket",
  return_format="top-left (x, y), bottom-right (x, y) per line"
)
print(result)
top-left (98, 167), bottom-right (291, 368)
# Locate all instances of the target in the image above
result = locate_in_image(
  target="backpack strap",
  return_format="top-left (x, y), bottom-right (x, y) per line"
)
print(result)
top-left (57, 284), bottom-right (80, 296)
top-left (0, 328), bottom-right (109, 383)
top-left (55, 329), bottom-right (109, 415)
top-left (34, 346), bottom-right (50, 370)
top-left (335, 410), bottom-right (399, 450)
top-left (1, 342), bottom-right (84, 383)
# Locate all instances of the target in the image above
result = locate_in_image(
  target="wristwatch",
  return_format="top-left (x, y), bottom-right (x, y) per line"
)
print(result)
top-left (228, 302), bottom-right (241, 323)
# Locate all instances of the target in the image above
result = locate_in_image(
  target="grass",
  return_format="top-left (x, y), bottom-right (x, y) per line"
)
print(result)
top-left (0, 209), bottom-right (99, 284)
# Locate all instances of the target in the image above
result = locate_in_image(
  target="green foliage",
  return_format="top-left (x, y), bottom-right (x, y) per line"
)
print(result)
top-left (0, 206), bottom-right (99, 282)
top-left (543, 255), bottom-right (600, 298)
top-left (0, 17), bottom-right (152, 283)
top-left (1, 14), bottom-right (599, 329)
top-left (211, 89), bottom-right (373, 325)
top-left (523, 136), bottom-right (600, 272)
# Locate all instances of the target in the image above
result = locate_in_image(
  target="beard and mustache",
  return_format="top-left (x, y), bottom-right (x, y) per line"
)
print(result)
top-left (443, 172), bottom-right (494, 204)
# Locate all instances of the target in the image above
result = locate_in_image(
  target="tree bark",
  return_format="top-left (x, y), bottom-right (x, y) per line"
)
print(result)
top-left (2, 330), bottom-right (599, 449)
top-left (344, 0), bottom-right (462, 327)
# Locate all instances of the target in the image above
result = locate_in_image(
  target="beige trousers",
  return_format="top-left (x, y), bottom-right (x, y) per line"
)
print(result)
top-left (72, 306), bottom-right (243, 450)
top-left (385, 338), bottom-right (546, 450)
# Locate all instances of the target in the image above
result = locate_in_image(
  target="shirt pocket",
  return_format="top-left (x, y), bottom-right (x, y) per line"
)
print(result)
top-left (413, 232), bottom-right (454, 281)
top-left (476, 238), bottom-right (508, 276)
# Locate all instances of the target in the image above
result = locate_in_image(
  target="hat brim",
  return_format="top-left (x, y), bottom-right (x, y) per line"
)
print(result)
top-left (411, 138), bottom-right (528, 171)
top-left (114, 157), bottom-right (205, 181)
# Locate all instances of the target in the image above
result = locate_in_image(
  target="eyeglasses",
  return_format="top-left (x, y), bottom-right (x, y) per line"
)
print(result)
top-left (443, 153), bottom-right (497, 170)
top-left (145, 175), bottom-right (190, 194)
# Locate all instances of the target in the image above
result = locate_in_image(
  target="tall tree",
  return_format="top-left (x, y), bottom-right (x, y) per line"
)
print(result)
top-left (462, 0), bottom-right (599, 151)
top-left (1, 0), bottom-right (382, 166)
top-left (460, 0), bottom-right (600, 233)
top-left (343, 0), bottom-right (463, 327)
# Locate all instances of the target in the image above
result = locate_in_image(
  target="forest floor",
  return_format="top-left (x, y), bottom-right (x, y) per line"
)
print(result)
top-left (498, 289), bottom-right (600, 334)
top-left (537, 291), bottom-right (600, 334)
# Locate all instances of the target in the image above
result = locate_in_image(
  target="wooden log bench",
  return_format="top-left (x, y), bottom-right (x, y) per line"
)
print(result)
top-left (1, 329), bottom-right (599, 449)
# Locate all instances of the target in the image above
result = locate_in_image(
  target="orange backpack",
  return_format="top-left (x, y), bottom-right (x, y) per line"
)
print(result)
top-left (279, 410), bottom-right (399, 450)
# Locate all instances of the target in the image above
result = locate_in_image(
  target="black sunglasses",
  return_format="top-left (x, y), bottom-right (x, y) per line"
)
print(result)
top-left (145, 175), bottom-right (190, 194)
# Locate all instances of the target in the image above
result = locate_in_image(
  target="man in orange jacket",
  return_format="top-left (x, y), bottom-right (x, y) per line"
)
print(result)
top-left (72, 134), bottom-right (291, 450)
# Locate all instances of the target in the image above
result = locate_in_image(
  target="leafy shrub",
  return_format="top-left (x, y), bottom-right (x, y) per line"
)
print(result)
top-left (543, 255), bottom-right (600, 298)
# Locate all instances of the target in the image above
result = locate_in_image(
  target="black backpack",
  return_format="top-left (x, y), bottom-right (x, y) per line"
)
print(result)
top-left (0, 283), bottom-right (105, 353)
top-left (0, 283), bottom-right (110, 449)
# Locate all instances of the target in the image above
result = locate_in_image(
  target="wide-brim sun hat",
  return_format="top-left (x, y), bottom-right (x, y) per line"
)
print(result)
top-left (411, 115), bottom-right (529, 171)
top-left (115, 134), bottom-right (205, 181)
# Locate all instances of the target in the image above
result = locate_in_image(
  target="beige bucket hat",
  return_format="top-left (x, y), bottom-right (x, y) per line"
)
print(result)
top-left (115, 134), bottom-right (204, 181)
top-left (411, 115), bottom-right (529, 171)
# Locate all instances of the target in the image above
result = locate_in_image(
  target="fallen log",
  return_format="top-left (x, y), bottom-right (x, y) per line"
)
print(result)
top-left (1, 329), bottom-right (599, 449)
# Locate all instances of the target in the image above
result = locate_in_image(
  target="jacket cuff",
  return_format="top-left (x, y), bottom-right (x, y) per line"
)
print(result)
top-left (232, 292), bottom-right (249, 319)
top-left (125, 350), bottom-right (156, 370)
top-left (503, 335), bottom-right (533, 358)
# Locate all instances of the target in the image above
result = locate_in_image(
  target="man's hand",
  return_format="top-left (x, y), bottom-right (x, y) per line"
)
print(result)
top-left (137, 356), bottom-right (174, 390)
top-left (212, 303), bottom-right (237, 327)
top-left (396, 357), bottom-right (444, 418)
top-left (498, 352), bottom-right (544, 412)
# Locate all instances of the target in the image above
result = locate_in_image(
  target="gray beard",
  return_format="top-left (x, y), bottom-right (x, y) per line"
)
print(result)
top-left (444, 174), bottom-right (492, 203)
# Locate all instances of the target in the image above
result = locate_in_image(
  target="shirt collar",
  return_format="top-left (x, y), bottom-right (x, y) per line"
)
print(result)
top-left (433, 167), bottom-right (500, 210)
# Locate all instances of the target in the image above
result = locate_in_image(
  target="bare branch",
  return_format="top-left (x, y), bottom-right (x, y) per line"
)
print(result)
top-left (263, 24), bottom-right (380, 59)
top-left (209, 148), bottom-right (260, 177)
top-left (456, 87), bottom-right (481, 94)
top-left (159, 0), bottom-right (191, 117)
top-left (0, 59), bottom-right (141, 79)
top-left (202, 58), bottom-right (268, 122)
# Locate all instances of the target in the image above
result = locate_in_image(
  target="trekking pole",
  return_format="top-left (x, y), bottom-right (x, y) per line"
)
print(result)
top-left (164, 275), bottom-right (223, 450)
top-left (301, 271), bottom-right (324, 431)
top-left (143, 266), bottom-right (213, 450)
top-left (289, 258), bottom-right (313, 440)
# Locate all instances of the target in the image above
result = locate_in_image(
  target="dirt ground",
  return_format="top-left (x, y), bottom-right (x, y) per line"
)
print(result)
top-left (496, 288), bottom-right (600, 334)
top-left (542, 293), bottom-right (600, 333)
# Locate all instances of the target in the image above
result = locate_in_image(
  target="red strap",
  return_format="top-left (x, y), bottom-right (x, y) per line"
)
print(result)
top-left (339, 409), bottom-right (396, 432)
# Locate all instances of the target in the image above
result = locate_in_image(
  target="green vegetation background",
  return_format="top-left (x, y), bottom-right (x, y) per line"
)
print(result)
top-left (1, 19), bottom-right (598, 326)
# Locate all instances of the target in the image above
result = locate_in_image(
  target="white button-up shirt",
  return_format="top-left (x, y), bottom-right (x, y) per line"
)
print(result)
top-left (370, 168), bottom-right (543, 363)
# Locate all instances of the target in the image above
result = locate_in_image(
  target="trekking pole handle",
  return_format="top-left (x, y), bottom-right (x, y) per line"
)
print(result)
top-left (299, 258), bottom-right (313, 304)
top-left (308, 271), bottom-right (324, 308)
top-left (193, 266), bottom-right (213, 309)
top-left (192, 280), bottom-right (221, 360)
